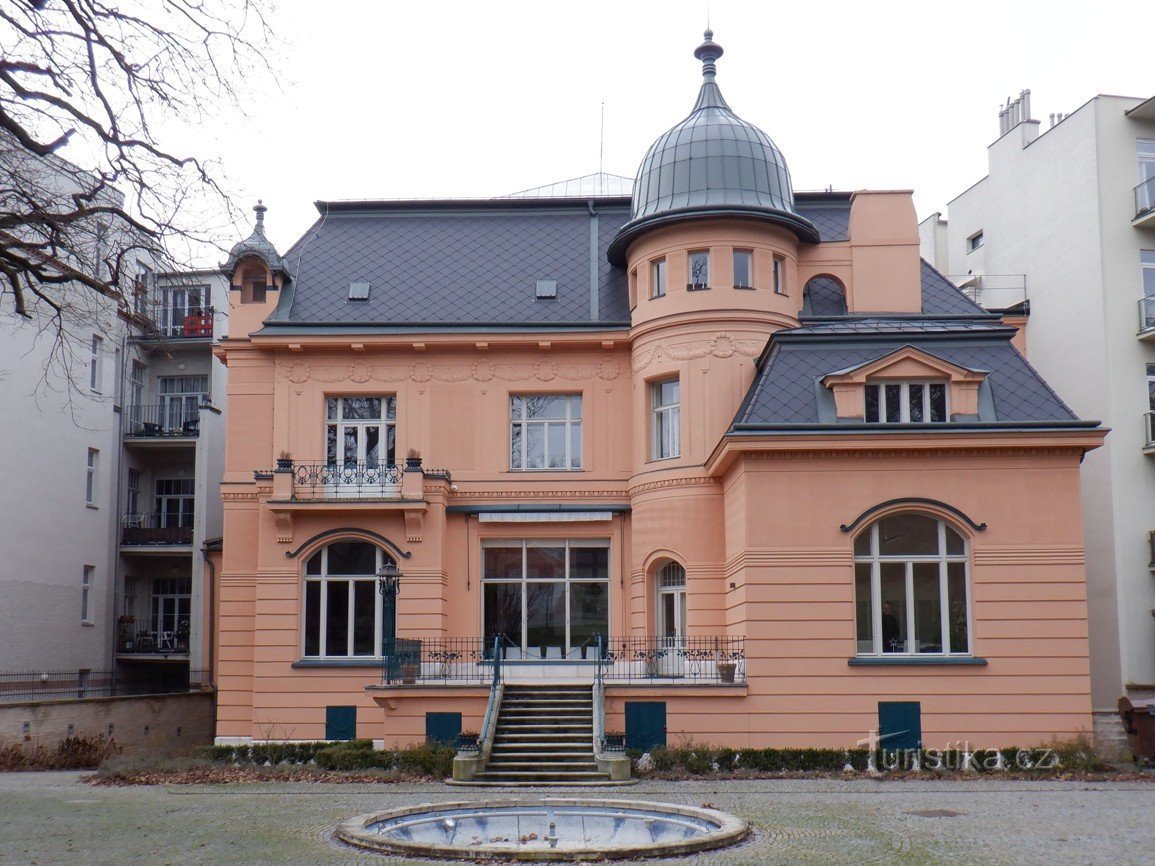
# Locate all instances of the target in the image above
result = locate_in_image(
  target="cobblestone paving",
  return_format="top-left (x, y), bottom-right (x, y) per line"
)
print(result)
top-left (0, 773), bottom-right (1153, 865)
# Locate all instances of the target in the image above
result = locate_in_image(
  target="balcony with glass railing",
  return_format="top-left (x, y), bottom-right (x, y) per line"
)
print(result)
top-left (1139, 297), bottom-right (1155, 340)
top-left (1144, 412), bottom-right (1155, 455)
top-left (946, 274), bottom-right (1028, 312)
top-left (1135, 177), bottom-right (1155, 227)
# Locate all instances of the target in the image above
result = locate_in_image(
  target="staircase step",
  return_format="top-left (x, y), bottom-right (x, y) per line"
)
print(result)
top-left (475, 771), bottom-right (610, 781)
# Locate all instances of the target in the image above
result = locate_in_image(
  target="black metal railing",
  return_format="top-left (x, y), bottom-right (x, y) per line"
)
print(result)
top-left (140, 305), bottom-right (215, 339)
top-left (380, 637), bottom-right (494, 685)
top-left (0, 668), bottom-right (209, 703)
top-left (291, 461), bottom-right (402, 500)
top-left (121, 512), bottom-right (194, 546)
top-left (117, 629), bottom-right (191, 655)
top-left (1135, 177), bottom-right (1155, 220)
top-left (123, 403), bottom-right (201, 438)
top-left (598, 635), bottom-right (745, 683)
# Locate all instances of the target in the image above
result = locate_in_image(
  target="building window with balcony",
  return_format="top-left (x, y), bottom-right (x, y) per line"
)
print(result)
top-left (160, 285), bottom-right (210, 338)
top-left (651, 378), bottom-right (680, 459)
top-left (89, 335), bottom-right (103, 393)
top-left (150, 578), bottom-right (191, 651)
top-left (155, 478), bottom-right (194, 530)
top-left (126, 469), bottom-right (142, 517)
top-left (651, 258), bottom-right (667, 298)
top-left (159, 375), bottom-right (208, 435)
top-left (303, 542), bottom-right (394, 658)
top-left (482, 540), bottom-right (609, 659)
top-left (865, 382), bottom-right (948, 423)
top-left (1146, 364), bottom-right (1155, 447)
top-left (85, 448), bottom-right (99, 506)
top-left (1138, 139), bottom-right (1155, 216)
top-left (510, 395), bottom-right (582, 470)
top-left (854, 513), bottom-right (970, 656)
top-left (326, 396), bottom-right (397, 469)
top-left (688, 250), bottom-right (709, 290)
top-left (733, 250), bottom-right (753, 289)
top-left (81, 565), bottom-right (94, 623)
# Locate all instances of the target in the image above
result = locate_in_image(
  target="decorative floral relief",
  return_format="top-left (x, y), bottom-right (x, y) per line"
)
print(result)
top-left (278, 359), bottom-right (621, 384)
top-left (631, 333), bottom-right (762, 371)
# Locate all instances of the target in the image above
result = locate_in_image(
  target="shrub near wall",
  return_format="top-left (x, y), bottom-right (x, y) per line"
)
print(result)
top-left (206, 740), bottom-right (456, 778)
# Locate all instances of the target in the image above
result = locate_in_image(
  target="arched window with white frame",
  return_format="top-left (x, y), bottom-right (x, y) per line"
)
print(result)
top-left (302, 541), bottom-right (394, 658)
top-left (853, 513), bottom-right (970, 656)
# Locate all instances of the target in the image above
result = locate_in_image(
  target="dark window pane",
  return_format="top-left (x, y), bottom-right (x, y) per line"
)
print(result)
top-left (908, 384), bottom-right (924, 422)
top-left (569, 582), bottom-right (608, 650)
top-left (947, 562), bottom-right (969, 653)
top-left (326, 397), bottom-right (337, 420)
top-left (945, 526), bottom-right (964, 555)
top-left (853, 530), bottom-right (871, 557)
top-left (511, 425), bottom-right (523, 469)
top-left (365, 426), bottom-right (380, 467)
top-left (352, 581), bottom-right (375, 656)
top-left (525, 582), bottom-right (565, 651)
top-left (484, 547), bottom-right (523, 581)
top-left (484, 583), bottom-right (522, 647)
top-left (930, 384), bottom-right (947, 422)
top-left (689, 251), bottom-right (709, 286)
top-left (325, 582), bottom-right (349, 656)
top-left (885, 384), bottom-right (902, 422)
top-left (855, 562), bottom-right (872, 649)
top-left (302, 584), bottom-right (321, 655)
top-left (341, 397), bottom-right (381, 420)
top-left (525, 546), bottom-right (565, 581)
top-left (306, 552), bottom-right (322, 575)
top-left (385, 425), bottom-right (396, 464)
top-left (510, 396), bottom-right (523, 419)
top-left (880, 563), bottom-right (906, 653)
top-left (570, 547), bottom-right (609, 580)
top-left (327, 542), bottom-right (377, 575)
top-left (326, 424), bottom-right (337, 465)
top-left (878, 514), bottom-right (939, 556)
top-left (733, 250), bottom-right (752, 287)
top-left (384, 396), bottom-right (396, 420)
top-left (912, 562), bottom-right (942, 653)
top-left (865, 385), bottom-right (879, 422)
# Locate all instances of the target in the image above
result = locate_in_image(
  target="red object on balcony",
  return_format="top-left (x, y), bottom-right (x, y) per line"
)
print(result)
top-left (182, 313), bottom-right (213, 337)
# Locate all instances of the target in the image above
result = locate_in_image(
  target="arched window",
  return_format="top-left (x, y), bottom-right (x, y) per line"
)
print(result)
top-left (656, 560), bottom-right (686, 641)
top-left (303, 541), bottom-right (393, 658)
top-left (853, 514), bottom-right (970, 656)
top-left (802, 275), bottom-right (847, 316)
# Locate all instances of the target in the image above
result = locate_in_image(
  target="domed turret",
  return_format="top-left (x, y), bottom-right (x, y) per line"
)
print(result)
top-left (608, 31), bottom-right (818, 265)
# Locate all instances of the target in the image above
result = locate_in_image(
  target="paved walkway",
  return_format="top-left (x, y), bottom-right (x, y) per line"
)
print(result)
top-left (0, 772), bottom-right (1153, 864)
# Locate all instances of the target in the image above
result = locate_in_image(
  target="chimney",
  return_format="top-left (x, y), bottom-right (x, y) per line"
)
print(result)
top-left (996, 88), bottom-right (1039, 145)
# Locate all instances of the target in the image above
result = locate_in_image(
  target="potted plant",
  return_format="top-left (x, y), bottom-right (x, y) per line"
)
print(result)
top-left (404, 448), bottom-right (422, 471)
top-left (117, 614), bottom-right (136, 651)
top-left (400, 661), bottom-right (420, 684)
top-left (716, 658), bottom-right (737, 684)
top-left (275, 450), bottom-right (293, 471)
top-left (175, 620), bottom-right (191, 653)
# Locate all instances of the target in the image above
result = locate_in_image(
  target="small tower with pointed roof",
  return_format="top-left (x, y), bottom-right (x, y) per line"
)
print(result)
top-left (222, 200), bottom-right (291, 338)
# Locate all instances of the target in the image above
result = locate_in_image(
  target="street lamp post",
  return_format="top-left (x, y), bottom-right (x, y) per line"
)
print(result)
top-left (378, 562), bottom-right (401, 683)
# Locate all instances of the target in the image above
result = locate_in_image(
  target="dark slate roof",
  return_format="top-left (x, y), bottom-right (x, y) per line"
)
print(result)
top-left (794, 195), bottom-right (850, 242)
top-left (920, 259), bottom-right (987, 315)
top-left (733, 326), bottom-right (1083, 429)
top-left (271, 201), bottom-right (632, 328)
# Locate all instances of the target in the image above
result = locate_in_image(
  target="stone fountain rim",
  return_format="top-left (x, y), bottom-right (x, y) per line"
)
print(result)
top-left (335, 797), bottom-right (750, 861)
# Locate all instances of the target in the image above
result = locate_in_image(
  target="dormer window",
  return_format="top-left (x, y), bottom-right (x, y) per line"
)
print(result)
top-left (865, 382), bottom-right (948, 423)
top-left (688, 250), bottom-right (709, 290)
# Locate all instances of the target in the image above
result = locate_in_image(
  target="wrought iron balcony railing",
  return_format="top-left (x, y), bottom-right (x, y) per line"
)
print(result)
top-left (599, 635), bottom-right (746, 683)
top-left (377, 637), bottom-right (494, 685)
top-left (291, 461), bottom-right (402, 500)
top-left (123, 404), bottom-right (201, 438)
top-left (117, 629), bottom-right (191, 655)
top-left (121, 512), bottom-right (194, 546)
top-left (138, 305), bottom-right (216, 339)
top-left (1135, 177), bottom-right (1155, 221)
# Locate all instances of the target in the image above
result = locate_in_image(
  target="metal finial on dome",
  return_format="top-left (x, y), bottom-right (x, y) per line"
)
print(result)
top-left (254, 199), bottom-right (267, 230)
top-left (693, 29), bottom-right (723, 81)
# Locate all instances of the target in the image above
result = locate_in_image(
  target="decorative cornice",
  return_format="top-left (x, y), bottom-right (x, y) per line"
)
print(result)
top-left (278, 358), bottom-right (621, 385)
top-left (631, 332), bottom-right (762, 372)
top-left (221, 492), bottom-right (260, 501)
top-left (740, 447), bottom-right (1086, 461)
top-left (628, 476), bottom-right (719, 495)
top-left (283, 527), bottom-right (413, 560)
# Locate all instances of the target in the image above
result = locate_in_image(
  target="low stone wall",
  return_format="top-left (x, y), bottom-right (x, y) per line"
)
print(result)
top-left (0, 691), bottom-right (215, 757)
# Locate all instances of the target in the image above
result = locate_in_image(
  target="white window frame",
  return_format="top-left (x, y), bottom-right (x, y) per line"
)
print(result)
top-left (85, 448), bottom-right (99, 506)
top-left (81, 565), bottom-right (94, 624)
top-left (158, 375), bottom-right (208, 433)
top-left (772, 255), bottom-right (786, 295)
top-left (325, 396), bottom-right (397, 468)
top-left (154, 478), bottom-right (195, 528)
top-left (967, 231), bottom-right (984, 253)
top-left (510, 394), bottom-right (582, 471)
top-left (688, 250), bottom-right (709, 290)
top-left (656, 561), bottom-right (687, 639)
top-left (1139, 139), bottom-right (1155, 213)
top-left (733, 250), bottom-right (753, 289)
top-left (126, 468), bottom-right (142, 518)
top-left (651, 258), bottom-right (667, 298)
top-left (302, 543), bottom-right (390, 659)
top-left (651, 378), bottom-right (681, 460)
top-left (865, 381), bottom-right (949, 423)
top-left (854, 517), bottom-right (972, 657)
top-left (89, 335), bottom-right (103, 393)
top-left (481, 539), bottom-right (611, 657)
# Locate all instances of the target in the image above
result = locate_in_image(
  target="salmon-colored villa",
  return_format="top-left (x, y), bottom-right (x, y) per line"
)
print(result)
top-left (213, 33), bottom-right (1106, 780)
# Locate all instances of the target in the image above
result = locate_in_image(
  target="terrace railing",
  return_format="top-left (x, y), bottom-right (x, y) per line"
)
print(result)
top-left (380, 637), bottom-right (494, 685)
top-left (123, 404), bottom-right (201, 438)
top-left (292, 461), bottom-right (402, 500)
top-left (0, 668), bottom-right (210, 703)
top-left (121, 512), bottom-right (194, 546)
top-left (139, 306), bottom-right (215, 339)
top-left (598, 635), bottom-right (745, 684)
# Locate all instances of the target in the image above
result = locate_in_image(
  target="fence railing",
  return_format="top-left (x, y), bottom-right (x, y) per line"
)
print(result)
top-left (292, 461), bottom-right (402, 500)
top-left (123, 403), bottom-right (201, 438)
top-left (139, 306), bottom-right (215, 339)
top-left (1138, 296), bottom-right (1155, 335)
top-left (946, 274), bottom-right (1028, 311)
top-left (380, 637), bottom-right (494, 685)
top-left (121, 512), bottom-right (194, 546)
top-left (0, 668), bottom-right (210, 703)
top-left (117, 630), bottom-right (190, 655)
top-left (598, 635), bottom-right (745, 683)
top-left (1136, 177), bottom-right (1155, 220)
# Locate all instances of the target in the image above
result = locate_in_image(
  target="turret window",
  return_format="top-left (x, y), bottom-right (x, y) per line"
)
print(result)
top-left (733, 250), bottom-right (753, 289)
top-left (773, 256), bottom-right (786, 295)
top-left (688, 251), bottom-right (709, 290)
top-left (651, 378), bottom-right (681, 459)
top-left (651, 258), bottom-right (667, 298)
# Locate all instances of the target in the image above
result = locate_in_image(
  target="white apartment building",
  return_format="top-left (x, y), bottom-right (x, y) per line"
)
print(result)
top-left (920, 91), bottom-right (1155, 739)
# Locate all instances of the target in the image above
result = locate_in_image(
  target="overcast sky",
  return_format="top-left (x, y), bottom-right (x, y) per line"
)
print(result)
top-left (177, 0), bottom-right (1152, 255)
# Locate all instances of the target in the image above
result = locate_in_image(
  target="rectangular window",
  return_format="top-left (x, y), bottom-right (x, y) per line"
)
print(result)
top-left (81, 566), bottom-right (94, 623)
top-left (150, 578), bottom-right (191, 648)
top-left (89, 335), bottom-right (103, 393)
top-left (510, 395), bottom-right (582, 470)
top-left (158, 375), bottom-right (208, 433)
top-left (651, 259), bottom-right (667, 298)
top-left (155, 478), bottom-right (195, 528)
top-left (1139, 140), bottom-right (1155, 214)
top-left (113, 348), bottom-right (122, 404)
top-left (126, 468), bottom-right (142, 518)
top-left (1143, 251), bottom-right (1155, 297)
top-left (967, 231), bottom-right (984, 253)
top-left (651, 378), bottom-right (680, 460)
top-left (628, 268), bottom-right (638, 309)
top-left (326, 396), bottom-right (397, 468)
top-left (687, 251), bottom-right (709, 290)
top-left (733, 250), bottom-right (753, 289)
top-left (773, 255), bottom-right (786, 295)
top-left (134, 263), bottom-right (152, 314)
top-left (85, 448), bottom-right (99, 505)
top-left (482, 540), bottom-right (609, 657)
top-left (864, 382), bottom-right (948, 423)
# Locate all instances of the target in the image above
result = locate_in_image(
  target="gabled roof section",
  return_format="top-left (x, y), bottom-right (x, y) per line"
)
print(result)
top-left (921, 259), bottom-right (987, 316)
top-left (265, 199), bottom-right (632, 330)
top-left (821, 345), bottom-right (987, 384)
top-left (732, 319), bottom-right (1084, 431)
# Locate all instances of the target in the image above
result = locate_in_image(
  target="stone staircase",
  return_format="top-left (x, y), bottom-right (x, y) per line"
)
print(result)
top-left (472, 684), bottom-right (612, 784)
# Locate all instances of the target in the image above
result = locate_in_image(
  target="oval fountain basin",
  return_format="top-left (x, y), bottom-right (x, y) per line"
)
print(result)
top-left (336, 798), bottom-right (749, 861)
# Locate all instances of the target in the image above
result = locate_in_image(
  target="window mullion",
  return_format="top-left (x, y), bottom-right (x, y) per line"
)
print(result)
top-left (871, 558), bottom-right (882, 655)
top-left (904, 562), bottom-right (915, 654)
top-left (318, 572), bottom-right (328, 658)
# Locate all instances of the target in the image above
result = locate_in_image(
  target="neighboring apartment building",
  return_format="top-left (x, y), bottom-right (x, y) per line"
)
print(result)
top-left (0, 138), bottom-right (229, 687)
top-left (213, 33), bottom-right (1104, 764)
top-left (919, 91), bottom-right (1155, 740)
